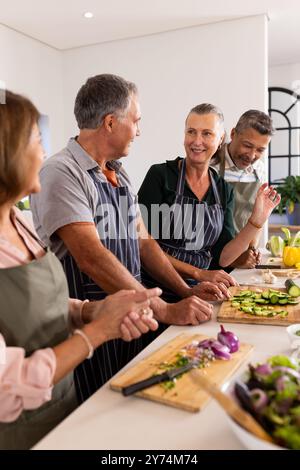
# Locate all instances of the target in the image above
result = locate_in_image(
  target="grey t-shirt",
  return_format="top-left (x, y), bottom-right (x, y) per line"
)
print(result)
top-left (30, 137), bottom-right (134, 259)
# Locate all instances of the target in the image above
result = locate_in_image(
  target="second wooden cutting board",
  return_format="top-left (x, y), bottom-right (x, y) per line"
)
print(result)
top-left (110, 333), bottom-right (253, 412)
top-left (218, 285), bottom-right (300, 326)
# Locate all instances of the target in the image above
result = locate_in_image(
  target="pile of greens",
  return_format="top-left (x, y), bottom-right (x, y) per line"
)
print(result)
top-left (235, 355), bottom-right (300, 449)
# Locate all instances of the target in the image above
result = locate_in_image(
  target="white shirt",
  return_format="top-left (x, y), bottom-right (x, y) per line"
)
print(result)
top-left (213, 144), bottom-right (265, 183)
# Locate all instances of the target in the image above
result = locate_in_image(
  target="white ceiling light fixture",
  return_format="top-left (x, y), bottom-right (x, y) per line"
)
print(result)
top-left (83, 12), bottom-right (94, 19)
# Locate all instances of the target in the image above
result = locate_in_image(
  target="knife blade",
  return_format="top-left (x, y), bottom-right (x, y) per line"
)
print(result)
top-left (121, 360), bottom-right (198, 396)
top-left (255, 264), bottom-right (282, 269)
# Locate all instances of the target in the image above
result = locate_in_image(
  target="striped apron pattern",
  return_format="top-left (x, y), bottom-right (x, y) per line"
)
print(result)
top-left (61, 170), bottom-right (145, 403)
top-left (141, 159), bottom-right (224, 300)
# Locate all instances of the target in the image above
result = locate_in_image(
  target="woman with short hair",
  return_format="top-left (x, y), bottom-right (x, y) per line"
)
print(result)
top-left (138, 104), bottom-right (280, 293)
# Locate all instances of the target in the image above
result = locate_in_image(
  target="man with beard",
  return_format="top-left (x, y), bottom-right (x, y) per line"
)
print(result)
top-left (212, 110), bottom-right (274, 232)
top-left (211, 110), bottom-right (274, 268)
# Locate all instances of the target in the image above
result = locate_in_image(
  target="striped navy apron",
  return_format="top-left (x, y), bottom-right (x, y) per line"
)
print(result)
top-left (142, 159), bottom-right (224, 300)
top-left (61, 169), bottom-right (144, 403)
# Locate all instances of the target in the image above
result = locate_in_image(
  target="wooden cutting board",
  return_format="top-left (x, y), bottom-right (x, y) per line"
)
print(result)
top-left (218, 285), bottom-right (300, 326)
top-left (266, 256), bottom-right (284, 265)
top-left (110, 333), bottom-right (253, 412)
top-left (261, 269), bottom-right (300, 279)
top-left (265, 257), bottom-right (298, 271)
top-left (263, 257), bottom-right (300, 277)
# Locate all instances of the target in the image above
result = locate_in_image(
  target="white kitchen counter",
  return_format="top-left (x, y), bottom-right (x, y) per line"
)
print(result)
top-left (34, 268), bottom-right (292, 450)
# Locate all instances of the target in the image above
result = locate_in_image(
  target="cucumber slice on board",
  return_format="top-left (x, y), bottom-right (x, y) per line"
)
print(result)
top-left (285, 279), bottom-right (300, 297)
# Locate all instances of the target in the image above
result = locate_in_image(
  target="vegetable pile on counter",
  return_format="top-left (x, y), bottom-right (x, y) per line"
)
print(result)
top-left (234, 355), bottom-right (300, 450)
top-left (230, 283), bottom-right (300, 318)
top-left (158, 325), bottom-right (239, 391)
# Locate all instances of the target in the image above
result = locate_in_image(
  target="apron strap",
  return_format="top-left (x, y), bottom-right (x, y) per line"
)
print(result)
top-left (178, 158), bottom-right (221, 205)
top-left (253, 169), bottom-right (260, 182)
top-left (219, 146), bottom-right (226, 178)
top-left (209, 168), bottom-right (222, 205)
top-left (15, 215), bottom-right (46, 249)
top-left (175, 159), bottom-right (187, 196)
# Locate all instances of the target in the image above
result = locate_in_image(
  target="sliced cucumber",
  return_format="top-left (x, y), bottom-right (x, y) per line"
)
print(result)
top-left (285, 279), bottom-right (300, 298)
top-left (255, 299), bottom-right (269, 304)
top-left (278, 310), bottom-right (288, 317)
top-left (270, 295), bottom-right (279, 304)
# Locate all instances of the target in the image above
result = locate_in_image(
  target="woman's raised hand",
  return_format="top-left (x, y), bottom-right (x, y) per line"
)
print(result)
top-left (250, 183), bottom-right (281, 227)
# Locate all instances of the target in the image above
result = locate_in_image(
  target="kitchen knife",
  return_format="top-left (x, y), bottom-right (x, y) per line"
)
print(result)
top-left (255, 264), bottom-right (282, 269)
top-left (122, 361), bottom-right (198, 396)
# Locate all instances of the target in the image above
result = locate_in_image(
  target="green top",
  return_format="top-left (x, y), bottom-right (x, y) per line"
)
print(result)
top-left (138, 157), bottom-right (235, 268)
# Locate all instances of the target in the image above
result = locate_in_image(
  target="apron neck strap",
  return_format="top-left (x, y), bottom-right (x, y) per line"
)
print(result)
top-left (177, 158), bottom-right (221, 205)
top-left (219, 146), bottom-right (226, 178)
top-left (209, 168), bottom-right (221, 205)
top-left (15, 215), bottom-right (46, 249)
top-left (176, 158), bottom-right (187, 196)
top-left (253, 169), bottom-right (260, 181)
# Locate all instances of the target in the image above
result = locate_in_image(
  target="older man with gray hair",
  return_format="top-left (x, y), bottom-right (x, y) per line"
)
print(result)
top-left (30, 74), bottom-right (228, 402)
top-left (211, 110), bottom-right (274, 268)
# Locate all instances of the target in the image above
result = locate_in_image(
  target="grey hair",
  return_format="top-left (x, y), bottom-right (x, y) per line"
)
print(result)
top-left (186, 103), bottom-right (224, 128)
top-left (235, 110), bottom-right (274, 136)
top-left (74, 74), bottom-right (138, 129)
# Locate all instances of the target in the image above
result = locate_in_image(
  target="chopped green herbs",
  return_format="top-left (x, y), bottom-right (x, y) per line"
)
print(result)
top-left (158, 347), bottom-right (215, 392)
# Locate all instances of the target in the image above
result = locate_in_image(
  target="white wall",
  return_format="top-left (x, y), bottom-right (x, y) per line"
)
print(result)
top-left (0, 16), bottom-right (268, 189)
top-left (63, 15), bottom-right (268, 191)
top-left (0, 23), bottom-right (64, 155)
top-left (270, 62), bottom-right (300, 90)
top-left (0, 16), bottom-right (269, 243)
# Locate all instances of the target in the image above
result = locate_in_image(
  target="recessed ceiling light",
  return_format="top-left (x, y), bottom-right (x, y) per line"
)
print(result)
top-left (83, 12), bottom-right (94, 19)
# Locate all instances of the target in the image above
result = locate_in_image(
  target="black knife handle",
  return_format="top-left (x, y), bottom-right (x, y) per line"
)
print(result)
top-left (255, 264), bottom-right (282, 269)
top-left (122, 374), bottom-right (166, 396)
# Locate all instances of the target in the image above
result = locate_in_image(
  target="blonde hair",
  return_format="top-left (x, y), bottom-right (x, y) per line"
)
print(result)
top-left (0, 90), bottom-right (39, 204)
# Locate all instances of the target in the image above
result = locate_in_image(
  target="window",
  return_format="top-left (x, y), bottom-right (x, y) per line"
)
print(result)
top-left (268, 87), bottom-right (300, 184)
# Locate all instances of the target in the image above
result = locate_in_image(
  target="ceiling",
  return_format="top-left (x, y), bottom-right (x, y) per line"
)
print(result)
top-left (0, 0), bottom-right (299, 65)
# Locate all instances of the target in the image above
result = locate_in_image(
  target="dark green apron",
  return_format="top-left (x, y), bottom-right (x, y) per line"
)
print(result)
top-left (0, 247), bottom-right (77, 449)
top-left (220, 150), bottom-right (261, 234)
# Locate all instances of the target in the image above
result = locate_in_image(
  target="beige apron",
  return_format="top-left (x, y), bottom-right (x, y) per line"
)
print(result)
top-left (0, 248), bottom-right (77, 450)
top-left (219, 147), bottom-right (261, 234)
